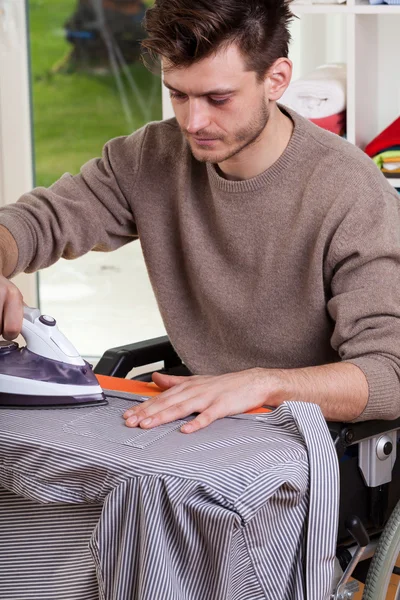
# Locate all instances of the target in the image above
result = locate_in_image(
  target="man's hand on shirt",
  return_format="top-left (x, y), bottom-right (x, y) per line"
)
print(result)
top-left (123, 369), bottom-right (285, 434)
top-left (122, 362), bottom-right (369, 429)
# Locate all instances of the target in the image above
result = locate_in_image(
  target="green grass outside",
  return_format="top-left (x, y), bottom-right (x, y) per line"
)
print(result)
top-left (29, 0), bottom-right (162, 188)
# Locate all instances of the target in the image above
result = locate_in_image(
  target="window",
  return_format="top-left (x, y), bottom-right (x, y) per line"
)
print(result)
top-left (29, 0), bottom-right (166, 358)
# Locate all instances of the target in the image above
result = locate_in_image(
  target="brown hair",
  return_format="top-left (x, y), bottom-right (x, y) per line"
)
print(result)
top-left (142, 0), bottom-right (294, 80)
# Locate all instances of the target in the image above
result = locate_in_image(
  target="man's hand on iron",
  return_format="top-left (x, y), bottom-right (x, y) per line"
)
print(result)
top-left (123, 369), bottom-right (285, 434)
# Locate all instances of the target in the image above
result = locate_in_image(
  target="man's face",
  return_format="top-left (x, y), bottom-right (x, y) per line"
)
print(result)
top-left (163, 45), bottom-right (270, 164)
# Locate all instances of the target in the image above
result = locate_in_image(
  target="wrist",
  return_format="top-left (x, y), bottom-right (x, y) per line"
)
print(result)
top-left (0, 225), bottom-right (18, 278)
top-left (255, 367), bottom-right (294, 407)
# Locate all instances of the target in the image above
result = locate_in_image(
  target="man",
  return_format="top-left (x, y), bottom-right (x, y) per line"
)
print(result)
top-left (0, 0), bottom-right (399, 433)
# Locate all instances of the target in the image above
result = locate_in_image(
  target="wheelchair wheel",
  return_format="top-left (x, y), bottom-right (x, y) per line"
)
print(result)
top-left (362, 499), bottom-right (400, 599)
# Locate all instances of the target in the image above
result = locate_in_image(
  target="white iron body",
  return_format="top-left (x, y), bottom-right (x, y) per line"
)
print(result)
top-left (0, 307), bottom-right (106, 408)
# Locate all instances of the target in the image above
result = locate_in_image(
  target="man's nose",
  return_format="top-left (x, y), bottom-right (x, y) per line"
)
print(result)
top-left (185, 99), bottom-right (211, 134)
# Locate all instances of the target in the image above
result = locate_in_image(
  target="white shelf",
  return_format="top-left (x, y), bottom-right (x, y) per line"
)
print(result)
top-left (389, 179), bottom-right (400, 188)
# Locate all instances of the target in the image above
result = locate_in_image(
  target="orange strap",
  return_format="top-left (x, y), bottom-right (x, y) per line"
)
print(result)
top-left (96, 375), bottom-right (162, 397)
top-left (96, 374), bottom-right (271, 414)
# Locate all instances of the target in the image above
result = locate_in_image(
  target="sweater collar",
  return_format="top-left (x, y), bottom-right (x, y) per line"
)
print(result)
top-left (206, 105), bottom-right (308, 193)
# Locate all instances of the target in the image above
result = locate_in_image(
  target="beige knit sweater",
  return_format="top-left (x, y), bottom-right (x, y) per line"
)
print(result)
top-left (1, 107), bottom-right (400, 421)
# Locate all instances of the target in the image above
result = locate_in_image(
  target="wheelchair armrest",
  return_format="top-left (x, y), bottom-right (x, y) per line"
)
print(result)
top-left (94, 336), bottom-right (183, 378)
top-left (329, 418), bottom-right (400, 457)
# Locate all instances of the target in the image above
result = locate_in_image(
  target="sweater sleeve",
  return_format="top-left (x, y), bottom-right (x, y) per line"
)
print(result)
top-left (326, 187), bottom-right (400, 421)
top-left (0, 126), bottom-right (148, 276)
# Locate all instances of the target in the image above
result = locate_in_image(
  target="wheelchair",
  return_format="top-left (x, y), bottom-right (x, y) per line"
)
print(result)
top-left (95, 337), bottom-right (400, 600)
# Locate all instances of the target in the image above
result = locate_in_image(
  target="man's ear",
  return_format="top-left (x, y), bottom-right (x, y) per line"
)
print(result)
top-left (264, 58), bottom-right (293, 101)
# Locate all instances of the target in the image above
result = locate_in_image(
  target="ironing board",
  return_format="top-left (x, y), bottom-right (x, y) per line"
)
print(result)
top-left (0, 376), bottom-right (339, 600)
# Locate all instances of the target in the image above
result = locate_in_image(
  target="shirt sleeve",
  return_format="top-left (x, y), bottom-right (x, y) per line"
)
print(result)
top-left (0, 126), bottom-right (148, 276)
top-left (326, 187), bottom-right (400, 421)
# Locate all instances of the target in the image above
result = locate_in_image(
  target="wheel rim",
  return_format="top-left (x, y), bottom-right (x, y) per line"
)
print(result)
top-left (362, 500), bottom-right (400, 599)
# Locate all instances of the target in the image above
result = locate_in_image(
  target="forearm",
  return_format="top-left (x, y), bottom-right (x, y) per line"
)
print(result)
top-left (0, 225), bottom-right (18, 277)
top-left (268, 362), bottom-right (369, 422)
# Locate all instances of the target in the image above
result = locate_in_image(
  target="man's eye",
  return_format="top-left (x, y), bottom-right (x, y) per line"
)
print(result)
top-left (209, 97), bottom-right (230, 106)
top-left (170, 92), bottom-right (187, 101)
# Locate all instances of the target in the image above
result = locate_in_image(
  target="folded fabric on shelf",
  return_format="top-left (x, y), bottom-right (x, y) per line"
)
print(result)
top-left (382, 155), bottom-right (400, 171)
top-left (382, 155), bottom-right (400, 167)
top-left (382, 171), bottom-right (400, 178)
top-left (309, 110), bottom-right (346, 136)
top-left (280, 64), bottom-right (346, 120)
top-left (373, 150), bottom-right (400, 169)
top-left (380, 145), bottom-right (400, 152)
top-left (383, 159), bottom-right (400, 169)
top-left (382, 162), bottom-right (400, 173)
top-left (364, 117), bottom-right (400, 157)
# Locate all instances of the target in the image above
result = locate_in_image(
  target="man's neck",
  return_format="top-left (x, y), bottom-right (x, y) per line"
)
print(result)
top-left (217, 105), bottom-right (294, 182)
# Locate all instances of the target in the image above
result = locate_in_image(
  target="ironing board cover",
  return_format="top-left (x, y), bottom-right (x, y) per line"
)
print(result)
top-left (0, 377), bottom-right (339, 600)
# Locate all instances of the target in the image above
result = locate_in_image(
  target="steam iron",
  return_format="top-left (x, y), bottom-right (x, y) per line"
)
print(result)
top-left (0, 306), bottom-right (107, 409)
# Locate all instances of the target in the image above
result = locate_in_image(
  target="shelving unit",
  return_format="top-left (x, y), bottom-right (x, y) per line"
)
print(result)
top-left (290, 1), bottom-right (400, 189)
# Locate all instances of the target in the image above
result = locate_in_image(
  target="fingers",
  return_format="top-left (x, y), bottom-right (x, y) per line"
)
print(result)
top-left (124, 387), bottom-right (205, 427)
top-left (138, 399), bottom-right (202, 429)
top-left (124, 385), bottom-right (228, 434)
top-left (126, 395), bottom-right (223, 434)
top-left (181, 409), bottom-right (221, 434)
top-left (123, 396), bottom-right (159, 420)
top-left (151, 372), bottom-right (190, 390)
top-left (122, 375), bottom-right (195, 420)
top-left (0, 279), bottom-right (24, 340)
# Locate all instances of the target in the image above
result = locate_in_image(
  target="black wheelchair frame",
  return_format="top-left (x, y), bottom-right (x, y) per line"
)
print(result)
top-left (95, 337), bottom-right (400, 600)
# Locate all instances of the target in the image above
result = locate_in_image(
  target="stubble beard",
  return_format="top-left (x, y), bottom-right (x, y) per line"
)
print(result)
top-left (186, 96), bottom-right (270, 164)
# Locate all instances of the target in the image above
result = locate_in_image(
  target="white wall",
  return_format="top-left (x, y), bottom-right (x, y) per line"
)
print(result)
top-left (0, 0), bottom-right (36, 304)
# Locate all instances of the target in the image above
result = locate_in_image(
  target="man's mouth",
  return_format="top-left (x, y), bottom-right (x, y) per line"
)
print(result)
top-left (192, 136), bottom-right (220, 146)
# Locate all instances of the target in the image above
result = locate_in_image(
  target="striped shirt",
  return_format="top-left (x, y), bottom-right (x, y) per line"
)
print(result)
top-left (0, 392), bottom-right (339, 599)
